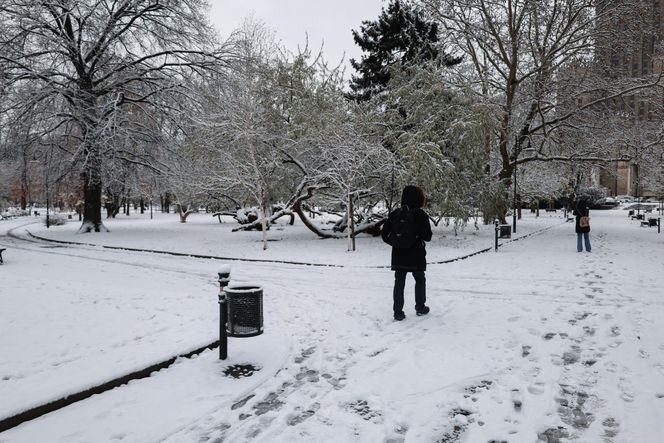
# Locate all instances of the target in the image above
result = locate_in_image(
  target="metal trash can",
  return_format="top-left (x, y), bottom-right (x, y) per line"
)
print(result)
top-left (499, 224), bottom-right (512, 239)
top-left (225, 285), bottom-right (264, 337)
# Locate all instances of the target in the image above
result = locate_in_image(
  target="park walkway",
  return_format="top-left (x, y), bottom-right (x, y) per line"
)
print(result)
top-left (1, 211), bottom-right (663, 442)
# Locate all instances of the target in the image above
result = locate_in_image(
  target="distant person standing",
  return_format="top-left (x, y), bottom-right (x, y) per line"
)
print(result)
top-left (573, 199), bottom-right (591, 252)
top-left (381, 185), bottom-right (433, 321)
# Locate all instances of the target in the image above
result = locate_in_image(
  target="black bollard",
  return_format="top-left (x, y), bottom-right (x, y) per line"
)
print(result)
top-left (659, 218), bottom-right (661, 234)
top-left (494, 219), bottom-right (499, 252)
top-left (218, 266), bottom-right (231, 360)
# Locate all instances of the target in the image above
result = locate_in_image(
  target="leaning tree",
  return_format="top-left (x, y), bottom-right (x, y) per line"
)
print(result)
top-left (0, 0), bottom-right (230, 232)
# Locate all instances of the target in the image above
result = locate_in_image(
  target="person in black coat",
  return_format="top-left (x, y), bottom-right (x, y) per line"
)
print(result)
top-left (381, 185), bottom-right (433, 320)
top-left (573, 199), bottom-right (591, 252)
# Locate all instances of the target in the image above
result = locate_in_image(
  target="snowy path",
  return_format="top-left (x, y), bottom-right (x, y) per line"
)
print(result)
top-left (0, 221), bottom-right (222, 420)
top-left (1, 211), bottom-right (664, 442)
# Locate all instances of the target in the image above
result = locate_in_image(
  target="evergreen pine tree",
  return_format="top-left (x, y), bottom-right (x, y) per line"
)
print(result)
top-left (348, 0), bottom-right (459, 101)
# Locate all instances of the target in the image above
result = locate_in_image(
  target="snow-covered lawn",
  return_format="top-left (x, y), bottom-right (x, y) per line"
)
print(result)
top-left (1, 209), bottom-right (664, 442)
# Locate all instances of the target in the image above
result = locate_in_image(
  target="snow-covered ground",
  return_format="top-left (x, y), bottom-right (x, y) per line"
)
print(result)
top-left (1, 209), bottom-right (663, 442)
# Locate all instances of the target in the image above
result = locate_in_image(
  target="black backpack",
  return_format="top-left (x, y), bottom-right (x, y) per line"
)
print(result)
top-left (390, 206), bottom-right (417, 249)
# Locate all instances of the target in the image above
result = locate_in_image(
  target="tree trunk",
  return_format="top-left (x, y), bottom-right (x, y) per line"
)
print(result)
top-left (164, 194), bottom-right (171, 213)
top-left (80, 170), bottom-right (105, 233)
top-left (260, 198), bottom-right (269, 251)
top-left (347, 193), bottom-right (356, 251)
top-left (20, 149), bottom-right (28, 210)
top-left (293, 201), bottom-right (343, 239)
top-left (177, 204), bottom-right (193, 223)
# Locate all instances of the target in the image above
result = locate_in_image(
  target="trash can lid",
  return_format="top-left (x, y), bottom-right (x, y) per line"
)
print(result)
top-left (226, 285), bottom-right (262, 293)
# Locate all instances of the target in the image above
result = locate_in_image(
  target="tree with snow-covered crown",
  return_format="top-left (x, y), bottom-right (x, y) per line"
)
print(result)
top-left (0, 0), bottom-right (231, 232)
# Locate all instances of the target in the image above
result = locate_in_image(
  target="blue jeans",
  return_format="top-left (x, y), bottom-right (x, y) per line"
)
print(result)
top-left (393, 270), bottom-right (426, 314)
top-left (577, 232), bottom-right (591, 252)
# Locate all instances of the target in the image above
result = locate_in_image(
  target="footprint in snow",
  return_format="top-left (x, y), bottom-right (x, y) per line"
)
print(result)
top-left (537, 426), bottom-right (569, 442)
top-left (561, 348), bottom-right (581, 366)
top-left (521, 345), bottom-right (532, 357)
top-left (385, 424), bottom-right (408, 443)
top-left (347, 399), bottom-right (383, 423)
top-left (618, 378), bottom-right (636, 403)
top-left (527, 382), bottom-right (545, 395)
top-left (602, 417), bottom-right (620, 439)
top-left (286, 402), bottom-right (320, 426)
top-left (583, 326), bottom-right (596, 336)
top-left (294, 367), bottom-right (320, 384)
top-left (321, 372), bottom-right (345, 390)
top-left (511, 388), bottom-right (523, 410)
top-left (253, 392), bottom-right (286, 416)
top-left (608, 340), bottom-right (623, 349)
top-left (294, 346), bottom-right (316, 363)
top-left (556, 387), bottom-right (593, 430)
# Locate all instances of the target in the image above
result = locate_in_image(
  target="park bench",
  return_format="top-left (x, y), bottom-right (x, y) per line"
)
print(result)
top-left (0, 248), bottom-right (5, 264)
top-left (640, 218), bottom-right (658, 227)
top-left (545, 208), bottom-right (557, 212)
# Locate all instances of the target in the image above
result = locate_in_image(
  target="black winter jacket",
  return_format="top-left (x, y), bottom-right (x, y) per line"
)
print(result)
top-left (573, 206), bottom-right (590, 234)
top-left (381, 207), bottom-right (433, 271)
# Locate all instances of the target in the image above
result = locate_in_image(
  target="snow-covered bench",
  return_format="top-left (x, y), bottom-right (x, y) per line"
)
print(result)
top-left (0, 248), bottom-right (5, 264)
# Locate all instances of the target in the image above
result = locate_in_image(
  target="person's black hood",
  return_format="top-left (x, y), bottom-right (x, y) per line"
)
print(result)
top-left (401, 185), bottom-right (425, 208)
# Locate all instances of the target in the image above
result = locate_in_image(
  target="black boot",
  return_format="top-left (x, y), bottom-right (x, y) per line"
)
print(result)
top-left (416, 306), bottom-right (430, 316)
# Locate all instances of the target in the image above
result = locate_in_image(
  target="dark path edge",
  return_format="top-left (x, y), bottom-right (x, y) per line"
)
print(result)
top-left (0, 341), bottom-right (219, 433)
top-left (24, 222), bottom-right (561, 269)
top-left (0, 221), bottom-right (561, 434)
top-left (25, 231), bottom-right (346, 268)
top-left (428, 222), bottom-right (560, 265)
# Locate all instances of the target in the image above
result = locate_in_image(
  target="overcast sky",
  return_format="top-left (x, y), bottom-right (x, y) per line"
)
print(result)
top-left (207, 0), bottom-right (387, 76)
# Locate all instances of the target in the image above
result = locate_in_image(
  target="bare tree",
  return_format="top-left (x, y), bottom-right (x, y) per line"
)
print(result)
top-left (0, 0), bottom-right (230, 232)
top-left (421, 0), bottom-right (663, 221)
